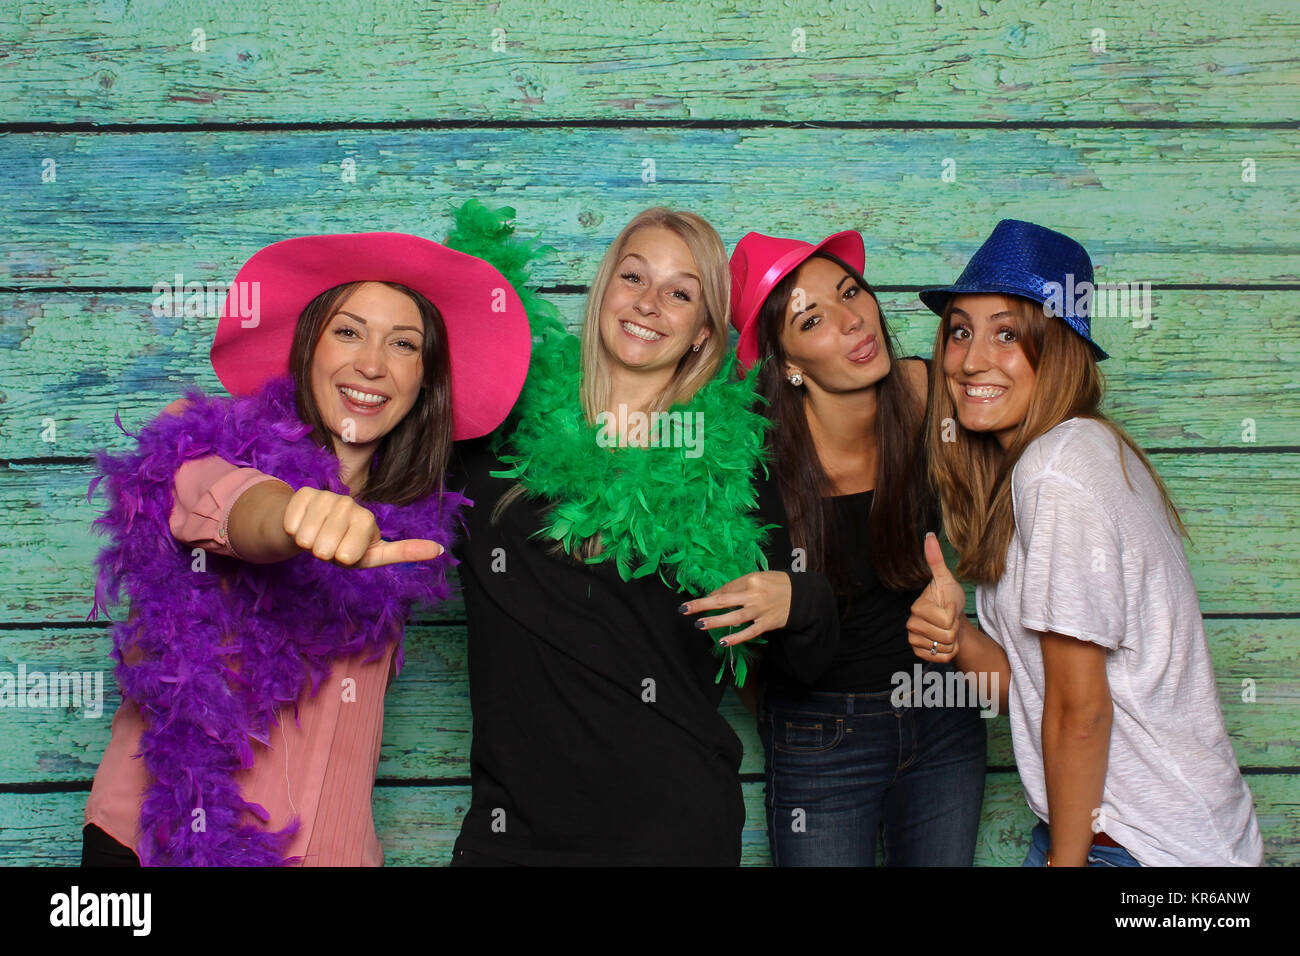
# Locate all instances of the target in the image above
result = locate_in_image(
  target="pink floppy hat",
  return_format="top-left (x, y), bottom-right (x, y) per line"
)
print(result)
top-left (210, 232), bottom-right (531, 441)
top-left (729, 229), bottom-right (866, 376)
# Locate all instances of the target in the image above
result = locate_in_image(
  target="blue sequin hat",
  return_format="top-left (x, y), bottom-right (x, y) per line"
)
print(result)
top-left (919, 219), bottom-right (1109, 361)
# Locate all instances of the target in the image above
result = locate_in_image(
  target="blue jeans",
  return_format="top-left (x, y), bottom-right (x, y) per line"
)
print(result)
top-left (1022, 820), bottom-right (1142, 867)
top-left (759, 670), bottom-right (987, 866)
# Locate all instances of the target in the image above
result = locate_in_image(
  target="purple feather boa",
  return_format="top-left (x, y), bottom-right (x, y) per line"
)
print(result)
top-left (87, 375), bottom-right (466, 866)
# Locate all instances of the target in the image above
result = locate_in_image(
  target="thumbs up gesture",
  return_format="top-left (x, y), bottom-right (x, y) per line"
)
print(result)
top-left (906, 532), bottom-right (967, 662)
top-left (283, 486), bottom-right (444, 569)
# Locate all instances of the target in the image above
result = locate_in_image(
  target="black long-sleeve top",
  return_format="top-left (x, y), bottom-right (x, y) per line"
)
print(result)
top-left (750, 462), bottom-right (844, 685)
top-left (449, 438), bottom-right (742, 864)
top-left (753, 466), bottom-right (925, 695)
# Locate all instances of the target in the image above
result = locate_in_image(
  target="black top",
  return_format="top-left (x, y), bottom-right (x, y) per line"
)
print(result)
top-left (450, 436), bottom-right (837, 865)
top-left (755, 467), bottom-right (924, 695)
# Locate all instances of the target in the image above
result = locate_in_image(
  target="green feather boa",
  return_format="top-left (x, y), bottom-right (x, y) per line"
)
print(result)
top-left (444, 200), bottom-right (772, 686)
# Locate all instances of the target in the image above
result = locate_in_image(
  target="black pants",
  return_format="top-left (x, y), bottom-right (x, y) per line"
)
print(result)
top-left (81, 824), bottom-right (140, 867)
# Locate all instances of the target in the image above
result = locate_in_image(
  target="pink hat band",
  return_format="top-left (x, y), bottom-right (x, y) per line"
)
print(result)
top-left (209, 232), bottom-right (531, 441)
top-left (728, 230), bottom-right (866, 376)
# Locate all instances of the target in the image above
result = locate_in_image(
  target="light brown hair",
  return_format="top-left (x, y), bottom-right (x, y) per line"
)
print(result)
top-left (926, 294), bottom-right (1186, 584)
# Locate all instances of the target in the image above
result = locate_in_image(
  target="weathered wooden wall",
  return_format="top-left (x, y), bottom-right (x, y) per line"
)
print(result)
top-left (1, 0), bottom-right (1296, 866)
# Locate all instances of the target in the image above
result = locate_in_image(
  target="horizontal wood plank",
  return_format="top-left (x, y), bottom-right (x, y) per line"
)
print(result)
top-left (2, 290), bottom-right (1296, 459)
top-left (4, 771), bottom-right (1297, 866)
top-left (3, 126), bottom-right (1297, 286)
top-left (6, 448), bottom-right (1295, 619)
top-left (3, 1), bottom-right (1297, 125)
top-left (0, 618), bottom-right (1293, 785)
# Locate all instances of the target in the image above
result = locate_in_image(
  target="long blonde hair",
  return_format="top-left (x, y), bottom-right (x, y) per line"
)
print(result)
top-left (579, 207), bottom-right (730, 422)
top-left (492, 208), bottom-right (731, 552)
top-left (926, 295), bottom-right (1186, 584)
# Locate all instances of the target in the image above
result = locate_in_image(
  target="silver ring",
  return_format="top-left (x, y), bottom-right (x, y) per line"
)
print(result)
top-left (930, 641), bottom-right (938, 655)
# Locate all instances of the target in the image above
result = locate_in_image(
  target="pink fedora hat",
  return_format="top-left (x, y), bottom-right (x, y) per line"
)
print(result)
top-left (729, 230), bottom-right (866, 376)
top-left (210, 232), bottom-right (531, 441)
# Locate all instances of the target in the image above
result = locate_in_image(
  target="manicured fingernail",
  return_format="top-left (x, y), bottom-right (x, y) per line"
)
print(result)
top-left (694, 619), bottom-right (706, 629)
top-left (677, 604), bottom-right (689, 614)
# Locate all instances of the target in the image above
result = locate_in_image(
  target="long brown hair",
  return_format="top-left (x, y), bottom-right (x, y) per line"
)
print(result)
top-left (755, 252), bottom-right (933, 592)
top-left (288, 280), bottom-right (452, 506)
top-left (926, 294), bottom-right (1186, 584)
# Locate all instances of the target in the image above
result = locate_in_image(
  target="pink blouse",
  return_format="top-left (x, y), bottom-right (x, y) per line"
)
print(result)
top-left (85, 411), bottom-right (399, 866)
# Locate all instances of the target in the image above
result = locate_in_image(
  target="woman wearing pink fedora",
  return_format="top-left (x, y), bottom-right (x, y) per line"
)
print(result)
top-left (441, 202), bottom-right (771, 865)
top-left (681, 229), bottom-right (987, 865)
top-left (83, 229), bottom-right (531, 865)
top-left (907, 219), bottom-right (1261, 865)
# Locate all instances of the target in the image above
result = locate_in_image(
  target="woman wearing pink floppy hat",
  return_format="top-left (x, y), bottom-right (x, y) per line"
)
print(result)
top-left (680, 229), bottom-right (987, 865)
top-left (83, 227), bottom-right (530, 865)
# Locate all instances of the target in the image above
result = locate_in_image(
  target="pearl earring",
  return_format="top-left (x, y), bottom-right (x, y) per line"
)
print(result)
top-left (788, 373), bottom-right (803, 386)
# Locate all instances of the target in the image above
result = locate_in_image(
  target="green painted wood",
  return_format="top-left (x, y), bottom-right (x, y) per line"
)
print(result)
top-left (4, 126), bottom-right (1298, 286)
top-left (5, 772), bottom-right (1298, 866)
top-left (3, 1), bottom-right (1297, 125)
top-left (3, 291), bottom-right (1296, 460)
top-left (4, 453), bottom-right (1296, 622)
top-left (0, 623), bottom-right (764, 782)
top-left (0, 618), bottom-right (1292, 785)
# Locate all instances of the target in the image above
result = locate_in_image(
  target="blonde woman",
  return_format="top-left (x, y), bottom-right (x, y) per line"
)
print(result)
top-left (443, 203), bottom-right (770, 865)
top-left (906, 219), bottom-right (1262, 866)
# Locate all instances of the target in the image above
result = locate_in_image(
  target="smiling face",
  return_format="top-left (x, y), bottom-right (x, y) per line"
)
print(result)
top-left (778, 255), bottom-right (890, 394)
top-left (308, 281), bottom-right (425, 456)
top-left (597, 225), bottom-right (711, 380)
top-left (942, 293), bottom-right (1038, 449)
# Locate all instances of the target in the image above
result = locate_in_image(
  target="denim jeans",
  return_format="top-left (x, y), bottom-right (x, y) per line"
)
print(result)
top-left (759, 667), bottom-right (987, 866)
top-left (1021, 819), bottom-right (1142, 867)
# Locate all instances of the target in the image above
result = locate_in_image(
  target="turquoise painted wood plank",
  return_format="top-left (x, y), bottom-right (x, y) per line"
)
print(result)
top-left (4, 452), bottom-right (1294, 621)
top-left (0, 623), bottom-right (765, 782)
top-left (2, 290), bottom-right (1295, 460)
top-left (3, 126), bottom-right (1298, 286)
top-left (5, 773), bottom-right (1298, 866)
top-left (0, 617), bottom-right (1293, 784)
top-left (3, 1), bottom-right (1297, 124)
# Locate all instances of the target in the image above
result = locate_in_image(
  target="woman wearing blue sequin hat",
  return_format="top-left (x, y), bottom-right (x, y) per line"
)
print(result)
top-left (906, 219), bottom-right (1262, 866)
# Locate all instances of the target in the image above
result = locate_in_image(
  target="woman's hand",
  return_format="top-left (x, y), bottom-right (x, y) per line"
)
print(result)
top-left (906, 532), bottom-right (967, 662)
top-left (283, 486), bottom-right (444, 568)
top-left (681, 571), bottom-right (792, 646)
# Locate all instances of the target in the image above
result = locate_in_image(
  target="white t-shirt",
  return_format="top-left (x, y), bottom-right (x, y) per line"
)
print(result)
top-left (976, 417), bottom-right (1262, 866)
